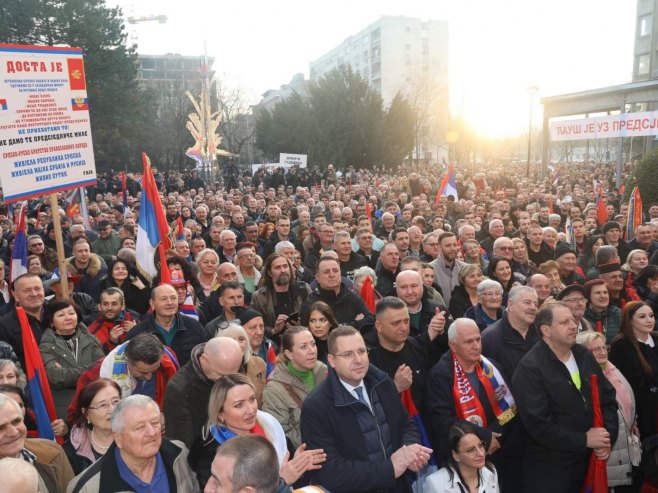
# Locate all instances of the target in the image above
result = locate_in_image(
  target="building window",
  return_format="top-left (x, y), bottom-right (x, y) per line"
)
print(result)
top-left (640, 14), bottom-right (652, 37)
top-left (638, 53), bottom-right (650, 75)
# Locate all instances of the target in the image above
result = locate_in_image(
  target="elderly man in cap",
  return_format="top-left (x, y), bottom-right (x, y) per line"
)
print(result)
top-left (555, 244), bottom-right (585, 286)
top-left (555, 284), bottom-right (594, 332)
top-left (67, 395), bottom-right (199, 492)
top-left (602, 221), bottom-right (631, 264)
top-left (91, 219), bottom-right (122, 264)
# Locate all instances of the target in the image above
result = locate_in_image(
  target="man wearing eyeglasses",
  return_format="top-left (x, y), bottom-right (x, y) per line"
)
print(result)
top-left (555, 285), bottom-right (594, 332)
top-left (301, 325), bottom-right (432, 493)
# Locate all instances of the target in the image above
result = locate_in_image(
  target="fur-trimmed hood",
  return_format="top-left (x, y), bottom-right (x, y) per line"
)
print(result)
top-left (66, 253), bottom-right (103, 278)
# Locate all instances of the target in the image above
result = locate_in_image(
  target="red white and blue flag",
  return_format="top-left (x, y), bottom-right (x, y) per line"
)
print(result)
top-left (434, 164), bottom-right (458, 205)
top-left (136, 153), bottom-right (171, 282)
top-left (10, 204), bottom-right (28, 283)
top-left (18, 307), bottom-right (58, 441)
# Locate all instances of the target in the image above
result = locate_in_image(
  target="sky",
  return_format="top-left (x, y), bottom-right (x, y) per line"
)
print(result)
top-left (111, 0), bottom-right (636, 138)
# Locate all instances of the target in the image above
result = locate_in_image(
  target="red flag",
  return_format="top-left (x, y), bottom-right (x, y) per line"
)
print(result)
top-left (548, 197), bottom-right (554, 214)
top-left (66, 57), bottom-right (87, 91)
top-left (581, 374), bottom-right (608, 493)
top-left (158, 243), bottom-right (171, 285)
top-left (18, 307), bottom-right (60, 443)
top-left (365, 203), bottom-right (372, 223)
top-left (360, 275), bottom-right (376, 312)
top-left (596, 187), bottom-right (607, 226)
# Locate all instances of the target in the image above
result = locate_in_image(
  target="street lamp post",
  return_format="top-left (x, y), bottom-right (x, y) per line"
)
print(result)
top-left (526, 85), bottom-right (539, 178)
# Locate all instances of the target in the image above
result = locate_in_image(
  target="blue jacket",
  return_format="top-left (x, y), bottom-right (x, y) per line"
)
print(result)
top-left (300, 364), bottom-right (420, 493)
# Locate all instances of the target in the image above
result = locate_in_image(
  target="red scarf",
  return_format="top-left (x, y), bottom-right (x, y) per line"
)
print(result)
top-left (452, 352), bottom-right (515, 428)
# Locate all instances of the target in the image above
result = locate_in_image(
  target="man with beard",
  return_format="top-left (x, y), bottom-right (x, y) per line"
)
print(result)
top-left (251, 253), bottom-right (311, 340)
top-left (430, 232), bottom-right (466, 307)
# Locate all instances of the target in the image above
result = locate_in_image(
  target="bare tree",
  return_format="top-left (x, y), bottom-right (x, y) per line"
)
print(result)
top-left (215, 78), bottom-right (258, 163)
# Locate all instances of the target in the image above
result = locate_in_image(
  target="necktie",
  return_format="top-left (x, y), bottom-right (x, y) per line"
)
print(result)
top-left (354, 386), bottom-right (369, 408)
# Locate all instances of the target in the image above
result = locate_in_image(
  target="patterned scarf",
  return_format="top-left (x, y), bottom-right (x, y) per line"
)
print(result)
top-left (452, 352), bottom-right (516, 427)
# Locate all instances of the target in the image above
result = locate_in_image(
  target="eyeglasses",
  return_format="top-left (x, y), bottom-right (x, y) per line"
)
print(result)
top-left (589, 345), bottom-right (609, 353)
top-left (563, 297), bottom-right (586, 304)
top-left (88, 398), bottom-right (120, 413)
top-left (333, 348), bottom-right (368, 360)
top-left (460, 441), bottom-right (487, 456)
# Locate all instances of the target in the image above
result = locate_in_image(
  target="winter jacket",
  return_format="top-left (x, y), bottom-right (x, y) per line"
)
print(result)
top-left (463, 303), bottom-right (503, 332)
top-left (63, 425), bottom-right (96, 475)
top-left (583, 305), bottom-right (622, 343)
top-left (71, 292), bottom-right (100, 327)
top-left (375, 264), bottom-right (398, 298)
top-left (448, 284), bottom-right (474, 319)
top-left (38, 325), bottom-right (105, 418)
top-left (164, 343), bottom-right (215, 449)
top-left (609, 334), bottom-right (658, 438)
top-left (63, 254), bottom-right (108, 303)
top-left (25, 438), bottom-right (75, 493)
top-left (301, 282), bottom-right (374, 332)
top-left (424, 351), bottom-right (511, 461)
top-left (87, 308), bottom-right (140, 353)
top-left (67, 440), bottom-right (199, 493)
top-left (127, 312), bottom-right (211, 366)
top-left (338, 252), bottom-right (368, 281)
top-left (91, 232), bottom-right (122, 264)
top-left (0, 306), bottom-right (45, 369)
top-left (262, 359), bottom-right (327, 449)
top-left (300, 365), bottom-right (420, 493)
top-left (98, 277), bottom-right (151, 316)
top-left (430, 258), bottom-right (466, 307)
top-left (512, 340), bottom-right (618, 490)
top-left (481, 313), bottom-right (540, 385)
top-left (251, 280), bottom-right (311, 335)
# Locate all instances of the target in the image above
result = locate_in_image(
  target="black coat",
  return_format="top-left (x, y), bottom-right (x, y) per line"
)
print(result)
top-left (609, 335), bottom-right (658, 437)
top-left (375, 265), bottom-right (398, 298)
top-left (357, 248), bottom-right (380, 269)
top-left (448, 284), bottom-right (473, 319)
top-left (0, 307), bottom-right (44, 369)
top-left (301, 282), bottom-right (374, 332)
top-left (481, 313), bottom-right (540, 385)
top-left (126, 312), bottom-right (211, 366)
top-left (300, 365), bottom-right (420, 493)
top-left (512, 341), bottom-right (618, 489)
top-left (339, 252), bottom-right (368, 281)
top-left (424, 351), bottom-right (510, 461)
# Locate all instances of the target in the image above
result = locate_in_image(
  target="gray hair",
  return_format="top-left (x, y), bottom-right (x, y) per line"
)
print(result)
top-left (0, 393), bottom-right (22, 414)
top-left (458, 225), bottom-right (475, 238)
top-left (117, 248), bottom-right (137, 264)
top-left (422, 232), bottom-right (439, 245)
top-left (0, 359), bottom-right (27, 390)
top-left (493, 237), bottom-right (513, 249)
top-left (111, 395), bottom-right (159, 432)
top-left (476, 279), bottom-right (503, 296)
top-left (333, 230), bottom-right (351, 244)
top-left (274, 241), bottom-right (295, 254)
top-left (549, 214), bottom-right (561, 222)
top-left (217, 323), bottom-right (252, 365)
top-left (220, 229), bottom-right (236, 241)
top-left (100, 287), bottom-right (125, 305)
top-left (447, 318), bottom-right (479, 341)
top-left (488, 219), bottom-right (503, 233)
top-left (508, 285), bottom-right (537, 303)
top-left (353, 266), bottom-right (376, 284)
top-left (0, 458), bottom-right (38, 491)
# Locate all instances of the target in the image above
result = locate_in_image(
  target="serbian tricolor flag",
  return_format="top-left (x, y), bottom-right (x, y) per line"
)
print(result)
top-left (173, 216), bottom-right (185, 241)
top-left (360, 275), bottom-right (376, 312)
top-left (582, 374), bottom-right (608, 492)
top-left (626, 187), bottom-right (643, 241)
top-left (596, 186), bottom-right (607, 226)
top-left (400, 390), bottom-right (435, 464)
top-left (10, 204), bottom-right (28, 284)
top-left (19, 307), bottom-right (58, 441)
top-left (137, 153), bottom-right (171, 282)
top-left (266, 345), bottom-right (277, 377)
top-left (434, 163), bottom-right (458, 206)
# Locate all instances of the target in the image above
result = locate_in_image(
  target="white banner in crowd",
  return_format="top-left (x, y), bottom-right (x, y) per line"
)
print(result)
top-left (550, 111), bottom-right (658, 142)
top-left (280, 153), bottom-right (307, 168)
top-left (0, 44), bottom-right (97, 202)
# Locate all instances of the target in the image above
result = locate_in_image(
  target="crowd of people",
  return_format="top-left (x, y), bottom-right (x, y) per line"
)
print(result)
top-left (0, 158), bottom-right (657, 492)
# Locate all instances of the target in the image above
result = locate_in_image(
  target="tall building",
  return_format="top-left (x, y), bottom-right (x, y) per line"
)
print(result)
top-left (137, 53), bottom-right (215, 94)
top-left (634, 0), bottom-right (658, 81)
top-left (310, 15), bottom-right (449, 162)
top-left (310, 15), bottom-right (449, 105)
top-left (258, 73), bottom-right (311, 113)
